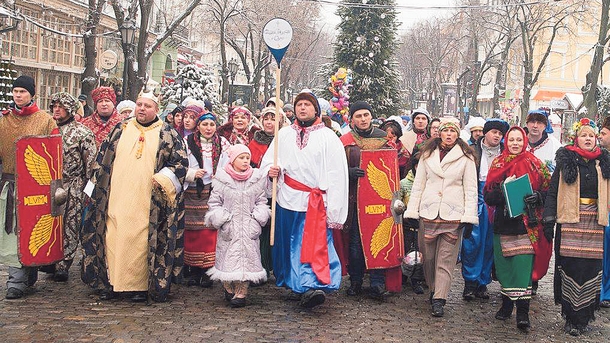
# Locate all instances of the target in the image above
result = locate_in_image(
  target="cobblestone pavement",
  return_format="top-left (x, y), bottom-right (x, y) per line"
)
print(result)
top-left (0, 259), bottom-right (608, 343)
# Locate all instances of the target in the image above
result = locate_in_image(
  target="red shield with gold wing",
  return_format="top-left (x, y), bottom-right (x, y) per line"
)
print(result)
top-left (357, 149), bottom-right (404, 269)
top-left (15, 135), bottom-right (65, 266)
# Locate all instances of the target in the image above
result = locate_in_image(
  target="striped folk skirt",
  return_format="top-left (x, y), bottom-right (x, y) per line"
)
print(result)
top-left (183, 186), bottom-right (217, 269)
top-left (556, 204), bottom-right (604, 329)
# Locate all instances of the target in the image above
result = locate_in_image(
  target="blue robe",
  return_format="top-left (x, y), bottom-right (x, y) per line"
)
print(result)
top-left (461, 181), bottom-right (494, 286)
top-left (272, 205), bottom-right (342, 293)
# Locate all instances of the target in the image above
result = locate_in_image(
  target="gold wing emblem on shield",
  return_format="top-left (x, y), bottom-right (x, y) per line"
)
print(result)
top-left (366, 161), bottom-right (393, 200)
top-left (370, 217), bottom-right (394, 259)
top-left (24, 145), bottom-right (52, 185)
top-left (366, 159), bottom-right (398, 260)
top-left (28, 214), bottom-right (54, 256)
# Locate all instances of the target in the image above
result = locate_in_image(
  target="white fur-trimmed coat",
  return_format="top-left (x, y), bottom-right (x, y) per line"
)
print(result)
top-left (204, 167), bottom-right (270, 283)
top-left (404, 144), bottom-right (479, 224)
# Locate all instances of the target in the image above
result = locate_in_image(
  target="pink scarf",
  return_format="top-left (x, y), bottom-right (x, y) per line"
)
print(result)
top-left (224, 163), bottom-right (253, 181)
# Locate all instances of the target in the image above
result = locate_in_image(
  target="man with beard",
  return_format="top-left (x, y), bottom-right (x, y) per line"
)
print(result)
top-left (461, 119), bottom-right (509, 301)
top-left (48, 92), bottom-right (97, 282)
top-left (81, 89), bottom-right (187, 302)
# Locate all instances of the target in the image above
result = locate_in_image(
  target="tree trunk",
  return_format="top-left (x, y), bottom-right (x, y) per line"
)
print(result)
top-left (81, 0), bottom-right (104, 102)
top-left (581, 0), bottom-right (610, 119)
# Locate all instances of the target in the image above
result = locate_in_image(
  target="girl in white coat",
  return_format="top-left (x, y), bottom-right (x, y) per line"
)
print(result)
top-left (205, 144), bottom-right (270, 308)
top-left (404, 118), bottom-right (479, 317)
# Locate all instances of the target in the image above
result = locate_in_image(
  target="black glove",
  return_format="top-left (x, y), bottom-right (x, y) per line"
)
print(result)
top-left (348, 167), bottom-right (365, 181)
top-left (524, 191), bottom-right (544, 226)
top-left (459, 223), bottom-right (473, 239)
top-left (543, 222), bottom-right (555, 243)
top-left (405, 218), bottom-right (419, 230)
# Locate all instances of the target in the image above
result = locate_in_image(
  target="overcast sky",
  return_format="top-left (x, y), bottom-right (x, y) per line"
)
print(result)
top-left (316, 0), bottom-right (455, 35)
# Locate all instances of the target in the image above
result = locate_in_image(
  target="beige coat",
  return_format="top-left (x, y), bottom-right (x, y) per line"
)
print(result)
top-left (556, 163), bottom-right (610, 226)
top-left (405, 144), bottom-right (479, 224)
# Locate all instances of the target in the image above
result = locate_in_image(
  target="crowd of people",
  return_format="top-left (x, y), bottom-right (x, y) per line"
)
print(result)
top-left (1, 75), bottom-right (610, 337)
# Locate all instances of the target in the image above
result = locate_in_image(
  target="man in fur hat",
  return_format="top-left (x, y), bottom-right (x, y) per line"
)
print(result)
top-left (48, 92), bottom-right (97, 282)
top-left (461, 119), bottom-right (509, 301)
top-left (81, 86), bottom-right (127, 148)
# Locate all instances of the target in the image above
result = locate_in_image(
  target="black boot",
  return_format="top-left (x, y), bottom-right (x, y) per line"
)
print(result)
top-left (495, 295), bottom-right (514, 320)
top-left (516, 299), bottom-right (531, 331)
top-left (531, 281), bottom-right (539, 296)
top-left (346, 282), bottom-right (362, 296)
top-left (431, 298), bottom-right (446, 317)
top-left (462, 280), bottom-right (476, 301)
top-left (199, 269), bottom-right (213, 288)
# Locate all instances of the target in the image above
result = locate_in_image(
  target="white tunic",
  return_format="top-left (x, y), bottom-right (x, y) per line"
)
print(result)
top-left (527, 135), bottom-right (562, 173)
top-left (260, 123), bottom-right (348, 227)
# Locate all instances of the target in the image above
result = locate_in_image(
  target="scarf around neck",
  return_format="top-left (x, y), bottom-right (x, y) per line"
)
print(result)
top-left (11, 101), bottom-right (39, 117)
top-left (224, 163), bottom-right (253, 181)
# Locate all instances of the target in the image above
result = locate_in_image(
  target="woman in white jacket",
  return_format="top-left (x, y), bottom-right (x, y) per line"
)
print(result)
top-left (404, 117), bottom-right (479, 317)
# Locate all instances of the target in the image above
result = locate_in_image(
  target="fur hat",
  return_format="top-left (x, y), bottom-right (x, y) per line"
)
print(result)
top-left (294, 91), bottom-right (321, 117)
top-left (349, 101), bottom-right (373, 119)
top-left (466, 116), bottom-right (486, 132)
top-left (483, 118), bottom-right (510, 135)
top-left (204, 99), bottom-right (213, 112)
top-left (116, 100), bottom-right (136, 115)
top-left (13, 75), bottom-right (36, 97)
top-left (49, 92), bottom-right (78, 116)
top-left (91, 87), bottom-right (116, 105)
top-left (283, 104), bottom-right (294, 112)
top-left (228, 144), bottom-right (251, 164)
top-left (78, 94), bottom-right (88, 101)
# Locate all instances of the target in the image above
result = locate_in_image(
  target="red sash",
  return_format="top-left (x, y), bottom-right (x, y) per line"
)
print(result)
top-left (283, 174), bottom-right (330, 285)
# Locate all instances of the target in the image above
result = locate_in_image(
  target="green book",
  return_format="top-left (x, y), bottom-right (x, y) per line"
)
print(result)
top-left (502, 174), bottom-right (533, 218)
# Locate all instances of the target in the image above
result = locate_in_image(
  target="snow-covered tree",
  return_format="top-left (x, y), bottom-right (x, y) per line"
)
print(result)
top-left (333, 0), bottom-right (401, 117)
top-left (161, 64), bottom-right (222, 114)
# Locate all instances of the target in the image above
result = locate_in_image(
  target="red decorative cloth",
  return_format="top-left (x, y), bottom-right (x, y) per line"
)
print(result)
top-left (283, 174), bottom-right (330, 285)
top-left (81, 110), bottom-right (126, 147)
top-left (484, 126), bottom-right (552, 281)
top-left (91, 86), bottom-right (116, 105)
top-left (248, 139), bottom-right (269, 168)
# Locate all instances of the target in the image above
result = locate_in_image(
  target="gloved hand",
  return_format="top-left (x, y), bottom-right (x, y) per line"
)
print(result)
top-left (523, 191), bottom-right (543, 207)
top-left (405, 218), bottom-right (419, 230)
top-left (543, 222), bottom-right (555, 243)
top-left (348, 167), bottom-right (365, 181)
top-left (459, 223), bottom-right (473, 239)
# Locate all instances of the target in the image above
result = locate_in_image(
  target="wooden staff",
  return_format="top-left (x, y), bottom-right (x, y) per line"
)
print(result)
top-left (270, 66), bottom-right (281, 246)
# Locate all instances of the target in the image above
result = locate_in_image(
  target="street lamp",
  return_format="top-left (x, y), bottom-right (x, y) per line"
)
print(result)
top-left (227, 58), bottom-right (238, 105)
top-left (120, 17), bottom-right (136, 100)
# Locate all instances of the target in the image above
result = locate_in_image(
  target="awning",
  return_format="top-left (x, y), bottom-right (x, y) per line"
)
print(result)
top-left (477, 93), bottom-right (494, 101)
top-left (532, 90), bottom-right (565, 101)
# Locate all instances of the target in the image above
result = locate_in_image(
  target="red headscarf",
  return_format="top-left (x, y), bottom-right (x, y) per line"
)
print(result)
top-left (484, 126), bottom-right (551, 195)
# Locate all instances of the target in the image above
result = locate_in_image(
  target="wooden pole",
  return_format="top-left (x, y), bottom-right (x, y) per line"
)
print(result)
top-left (270, 66), bottom-right (281, 246)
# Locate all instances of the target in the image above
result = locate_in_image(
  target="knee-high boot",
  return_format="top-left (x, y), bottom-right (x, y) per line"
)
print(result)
top-left (516, 299), bottom-right (530, 331)
top-left (495, 294), bottom-right (514, 320)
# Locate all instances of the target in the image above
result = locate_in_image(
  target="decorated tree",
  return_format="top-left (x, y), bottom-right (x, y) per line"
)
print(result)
top-left (161, 64), bottom-right (222, 113)
top-left (328, 67), bottom-right (352, 128)
top-left (333, 0), bottom-right (401, 117)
